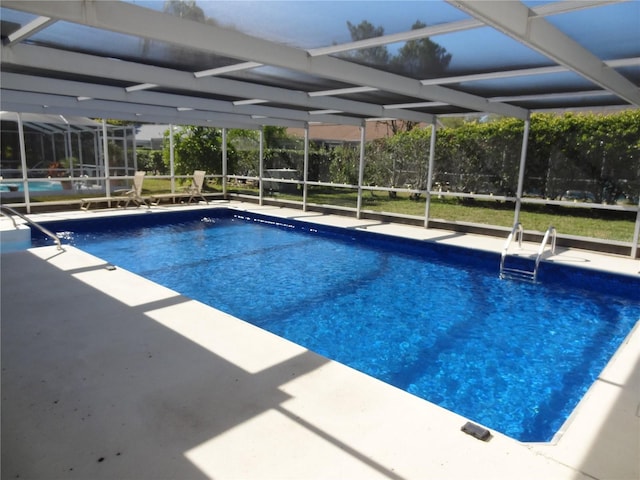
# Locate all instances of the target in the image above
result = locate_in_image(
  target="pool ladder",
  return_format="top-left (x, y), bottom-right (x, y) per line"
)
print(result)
top-left (0, 205), bottom-right (63, 250)
top-left (499, 223), bottom-right (556, 282)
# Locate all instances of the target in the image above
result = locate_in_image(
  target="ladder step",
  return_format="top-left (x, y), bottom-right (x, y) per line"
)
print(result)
top-left (500, 267), bottom-right (535, 281)
top-left (499, 224), bottom-right (555, 283)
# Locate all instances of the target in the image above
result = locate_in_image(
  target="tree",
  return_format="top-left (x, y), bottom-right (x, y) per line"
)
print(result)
top-left (356, 111), bottom-right (639, 204)
top-left (262, 126), bottom-right (288, 147)
top-left (344, 19), bottom-right (452, 133)
top-left (163, 0), bottom-right (209, 22)
top-left (344, 19), bottom-right (451, 78)
top-left (137, 150), bottom-right (166, 175)
top-left (345, 20), bottom-right (390, 66)
top-left (392, 21), bottom-right (452, 79)
top-left (329, 144), bottom-right (361, 185)
top-left (164, 126), bottom-right (233, 177)
top-left (141, 1), bottom-right (222, 70)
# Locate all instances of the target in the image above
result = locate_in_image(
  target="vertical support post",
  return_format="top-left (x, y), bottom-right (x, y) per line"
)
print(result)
top-left (77, 132), bottom-right (84, 177)
top-left (40, 134), bottom-right (46, 172)
top-left (17, 113), bottom-right (31, 213)
top-left (63, 123), bottom-right (70, 160)
top-left (259, 128), bottom-right (264, 206)
top-left (513, 113), bottom-right (531, 226)
top-left (222, 128), bottom-right (228, 196)
top-left (356, 122), bottom-right (366, 219)
top-left (131, 126), bottom-right (138, 171)
top-left (122, 127), bottom-right (130, 176)
top-left (50, 134), bottom-right (56, 166)
top-left (303, 124), bottom-right (309, 211)
top-left (95, 128), bottom-right (102, 181)
top-left (64, 120), bottom-right (74, 178)
top-left (631, 199), bottom-right (640, 258)
top-left (169, 124), bottom-right (176, 193)
top-left (424, 121), bottom-right (437, 228)
top-left (102, 119), bottom-right (111, 197)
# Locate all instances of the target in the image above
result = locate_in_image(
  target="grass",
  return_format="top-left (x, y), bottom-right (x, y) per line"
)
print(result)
top-left (12, 181), bottom-right (636, 242)
top-left (276, 187), bottom-right (636, 242)
top-left (26, 178), bottom-right (219, 202)
top-left (140, 178), bottom-right (224, 194)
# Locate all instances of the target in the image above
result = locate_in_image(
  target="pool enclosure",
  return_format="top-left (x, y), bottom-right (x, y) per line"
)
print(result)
top-left (0, 0), bottom-right (638, 255)
top-left (0, 112), bottom-right (137, 196)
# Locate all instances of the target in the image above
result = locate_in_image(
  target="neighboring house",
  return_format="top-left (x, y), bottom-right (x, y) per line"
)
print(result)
top-left (288, 121), bottom-right (409, 146)
top-left (135, 124), bottom-right (168, 150)
top-left (133, 121), bottom-right (415, 152)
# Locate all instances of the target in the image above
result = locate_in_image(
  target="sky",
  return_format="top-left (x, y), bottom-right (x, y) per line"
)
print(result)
top-left (125, 1), bottom-right (638, 73)
top-left (6, 0), bottom-right (637, 81)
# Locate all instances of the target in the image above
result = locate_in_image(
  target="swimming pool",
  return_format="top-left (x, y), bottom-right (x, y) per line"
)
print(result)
top-left (35, 208), bottom-right (640, 442)
top-left (0, 180), bottom-right (63, 192)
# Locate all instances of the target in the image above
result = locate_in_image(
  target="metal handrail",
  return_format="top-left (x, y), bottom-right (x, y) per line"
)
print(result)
top-left (1, 209), bottom-right (19, 229)
top-left (499, 222), bottom-right (523, 276)
top-left (0, 205), bottom-right (63, 250)
top-left (533, 225), bottom-right (557, 281)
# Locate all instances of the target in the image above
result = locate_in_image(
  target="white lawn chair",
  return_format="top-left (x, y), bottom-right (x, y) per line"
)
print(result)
top-left (81, 171), bottom-right (150, 210)
top-left (185, 170), bottom-right (208, 204)
top-left (149, 170), bottom-right (209, 205)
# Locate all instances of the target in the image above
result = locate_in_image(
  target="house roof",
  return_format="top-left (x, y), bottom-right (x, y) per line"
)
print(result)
top-left (1, 1), bottom-right (638, 129)
top-left (288, 121), bottom-right (401, 143)
top-left (0, 111), bottom-right (103, 133)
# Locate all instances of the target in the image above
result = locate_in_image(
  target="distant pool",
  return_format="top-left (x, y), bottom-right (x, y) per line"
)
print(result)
top-left (0, 180), bottom-right (63, 192)
top-left (34, 208), bottom-right (640, 442)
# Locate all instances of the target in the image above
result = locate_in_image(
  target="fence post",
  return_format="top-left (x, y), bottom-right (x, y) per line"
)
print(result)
top-left (632, 200), bottom-right (640, 258)
top-left (102, 119), bottom-right (111, 199)
top-left (259, 128), bottom-right (264, 206)
top-left (303, 124), bottom-right (309, 211)
top-left (513, 113), bottom-right (531, 225)
top-left (424, 121), bottom-right (437, 228)
top-left (356, 122), bottom-right (366, 219)
top-left (169, 124), bottom-right (176, 194)
top-left (222, 128), bottom-right (228, 196)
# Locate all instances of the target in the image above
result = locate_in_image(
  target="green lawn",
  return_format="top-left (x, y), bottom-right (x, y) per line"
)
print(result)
top-left (282, 188), bottom-right (636, 242)
top-left (22, 181), bottom-right (637, 242)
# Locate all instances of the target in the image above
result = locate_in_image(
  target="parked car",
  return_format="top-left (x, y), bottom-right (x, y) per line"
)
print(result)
top-left (560, 190), bottom-right (596, 203)
top-left (615, 194), bottom-right (639, 206)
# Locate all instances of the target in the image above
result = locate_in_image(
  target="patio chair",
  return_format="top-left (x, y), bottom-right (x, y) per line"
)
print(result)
top-left (80, 171), bottom-right (150, 210)
top-left (119, 171), bottom-right (150, 208)
top-left (149, 170), bottom-right (209, 205)
top-left (185, 170), bottom-right (208, 204)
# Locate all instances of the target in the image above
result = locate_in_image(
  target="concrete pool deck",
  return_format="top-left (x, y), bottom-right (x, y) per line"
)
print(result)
top-left (1, 201), bottom-right (639, 479)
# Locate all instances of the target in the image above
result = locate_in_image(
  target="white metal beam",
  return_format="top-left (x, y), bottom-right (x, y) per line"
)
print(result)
top-left (448, 0), bottom-right (640, 106)
top-left (1, 0), bottom-right (525, 119)
top-left (125, 83), bottom-right (158, 93)
top-left (2, 16), bottom-right (56, 46)
top-left (385, 101), bottom-right (448, 109)
top-left (420, 56), bottom-right (640, 86)
top-left (2, 89), bottom-right (290, 127)
top-left (421, 66), bottom-right (566, 86)
top-left (0, 73), bottom-right (365, 127)
top-left (307, 19), bottom-right (482, 57)
top-left (532, 0), bottom-right (623, 17)
top-left (1, 43), bottom-right (432, 125)
top-left (308, 1), bottom-right (620, 56)
top-left (2, 89), bottom-right (318, 129)
top-left (309, 86), bottom-right (379, 97)
top-left (12, 79), bottom-right (345, 128)
top-left (489, 90), bottom-right (615, 103)
top-left (0, 101), bottom-right (259, 130)
top-left (194, 62), bottom-right (263, 78)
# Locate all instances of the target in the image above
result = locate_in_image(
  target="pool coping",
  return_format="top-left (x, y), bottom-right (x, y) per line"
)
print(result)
top-left (1, 200), bottom-right (638, 479)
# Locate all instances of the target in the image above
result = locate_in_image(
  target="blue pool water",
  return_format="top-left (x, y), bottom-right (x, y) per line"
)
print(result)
top-left (0, 180), bottom-right (63, 192)
top-left (37, 209), bottom-right (640, 442)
